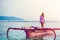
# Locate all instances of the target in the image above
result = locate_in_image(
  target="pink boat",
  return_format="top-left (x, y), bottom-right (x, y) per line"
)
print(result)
top-left (6, 27), bottom-right (60, 40)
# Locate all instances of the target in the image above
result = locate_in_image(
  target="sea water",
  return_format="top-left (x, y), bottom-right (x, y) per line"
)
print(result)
top-left (0, 21), bottom-right (60, 40)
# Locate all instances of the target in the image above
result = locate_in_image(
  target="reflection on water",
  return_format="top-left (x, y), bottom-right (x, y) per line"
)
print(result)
top-left (7, 36), bottom-right (53, 40)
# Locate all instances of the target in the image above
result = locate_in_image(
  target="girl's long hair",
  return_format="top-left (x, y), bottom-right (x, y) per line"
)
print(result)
top-left (41, 12), bottom-right (44, 17)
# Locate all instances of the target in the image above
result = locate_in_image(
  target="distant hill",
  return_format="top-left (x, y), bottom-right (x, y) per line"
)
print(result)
top-left (0, 16), bottom-right (24, 21)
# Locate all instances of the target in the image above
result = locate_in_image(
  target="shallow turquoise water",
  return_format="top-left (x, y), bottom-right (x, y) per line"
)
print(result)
top-left (0, 21), bottom-right (60, 40)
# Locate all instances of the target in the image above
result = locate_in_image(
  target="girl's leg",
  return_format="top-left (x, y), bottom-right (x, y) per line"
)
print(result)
top-left (41, 23), bottom-right (44, 28)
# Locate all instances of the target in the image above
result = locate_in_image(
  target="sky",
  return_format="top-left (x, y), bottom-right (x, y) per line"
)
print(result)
top-left (0, 0), bottom-right (60, 21)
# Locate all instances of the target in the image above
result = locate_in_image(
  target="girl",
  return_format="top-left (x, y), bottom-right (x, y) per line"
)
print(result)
top-left (40, 12), bottom-right (45, 28)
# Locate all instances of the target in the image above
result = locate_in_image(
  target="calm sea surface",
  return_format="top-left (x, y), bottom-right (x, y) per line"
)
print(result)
top-left (0, 21), bottom-right (60, 40)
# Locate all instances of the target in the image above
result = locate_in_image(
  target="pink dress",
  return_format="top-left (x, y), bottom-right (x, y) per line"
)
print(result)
top-left (40, 16), bottom-right (45, 23)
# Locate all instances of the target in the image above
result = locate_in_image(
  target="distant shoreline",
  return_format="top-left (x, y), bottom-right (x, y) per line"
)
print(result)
top-left (0, 20), bottom-right (60, 22)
